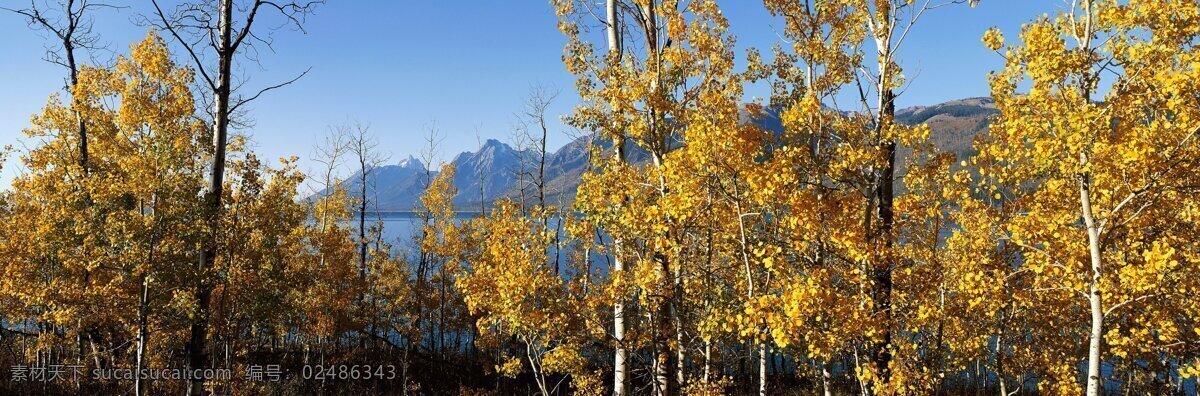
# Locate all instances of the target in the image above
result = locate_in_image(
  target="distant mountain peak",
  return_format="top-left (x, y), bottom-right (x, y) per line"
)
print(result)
top-left (478, 139), bottom-right (513, 156)
top-left (356, 97), bottom-right (997, 211)
top-left (397, 155), bottom-right (424, 170)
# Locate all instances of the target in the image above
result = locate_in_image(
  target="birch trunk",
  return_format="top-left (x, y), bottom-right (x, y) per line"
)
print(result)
top-left (66, 38), bottom-right (87, 173)
top-left (606, 1), bottom-right (629, 394)
top-left (822, 361), bottom-right (833, 396)
top-left (643, 4), bottom-right (674, 390)
top-left (864, 5), bottom-right (901, 390)
top-left (135, 275), bottom-right (150, 396)
top-left (1080, 161), bottom-right (1104, 396)
top-left (758, 343), bottom-right (768, 396)
top-left (359, 160), bottom-right (368, 277)
top-left (703, 339), bottom-right (712, 382)
top-left (1075, 4), bottom-right (1103, 389)
top-left (187, 1), bottom-right (233, 394)
top-left (675, 262), bottom-right (685, 390)
top-left (357, 154), bottom-right (370, 349)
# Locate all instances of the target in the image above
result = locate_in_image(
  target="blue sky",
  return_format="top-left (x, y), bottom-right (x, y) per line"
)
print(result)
top-left (0, 0), bottom-right (1065, 188)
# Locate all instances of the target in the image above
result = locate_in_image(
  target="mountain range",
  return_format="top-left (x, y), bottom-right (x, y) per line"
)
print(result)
top-left (338, 97), bottom-right (998, 212)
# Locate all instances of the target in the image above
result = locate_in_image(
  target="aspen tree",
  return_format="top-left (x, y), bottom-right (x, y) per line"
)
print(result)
top-left (976, 1), bottom-right (1200, 393)
top-left (849, 1), bottom-right (979, 391)
top-left (148, 2), bottom-right (321, 391)
top-left (557, 0), bottom-right (745, 393)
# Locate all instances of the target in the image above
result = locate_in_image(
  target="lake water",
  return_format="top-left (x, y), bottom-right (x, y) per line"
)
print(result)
top-left (366, 211), bottom-right (582, 270)
top-left (371, 212), bottom-right (425, 247)
top-left (363, 212), bottom-right (474, 257)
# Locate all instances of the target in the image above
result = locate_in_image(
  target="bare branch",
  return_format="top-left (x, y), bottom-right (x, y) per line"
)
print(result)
top-left (1104, 293), bottom-right (1159, 317)
top-left (149, 0), bottom-right (217, 90)
top-left (230, 66), bottom-right (310, 112)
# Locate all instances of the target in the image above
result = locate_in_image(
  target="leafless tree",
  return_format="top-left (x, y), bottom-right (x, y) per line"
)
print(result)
top-left (515, 84), bottom-right (563, 273)
top-left (4, 0), bottom-right (120, 173)
top-left (348, 123), bottom-right (387, 287)
top-left (517, 84), bottom-right (561, 209)
top-left (346, 122), bottom-right (387, 349)
top-left (311, 126), bottom-right (350, 230)
top-left (307, 127), bottom-right (349, 358)
top-left (419, 122), bottom-right (444, 192)
top-left (509, 121), bottom-right (535, 210)
top-left (145, 1), bottom-right (322, 393)
top-left (413, 123), bottom-right (443, 358)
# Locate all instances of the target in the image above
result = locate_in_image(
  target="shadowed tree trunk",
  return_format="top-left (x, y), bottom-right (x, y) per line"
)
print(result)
top-left (150, 1), bottom-right (322, 393)
top-left (184, 4), bottom-right (234, 392)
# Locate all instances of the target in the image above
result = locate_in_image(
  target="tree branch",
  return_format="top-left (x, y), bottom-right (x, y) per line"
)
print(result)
top-left (229, 66), bottom-right (310, 113)
top-left (149, 0), bottom-right (217, 90)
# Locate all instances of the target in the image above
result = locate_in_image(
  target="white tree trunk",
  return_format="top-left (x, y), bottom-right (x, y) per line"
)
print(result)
top-left (703, 339), bottom-right (712, 382)
top-left (607, 1), bottom-right (629, 395)
top-left (613, 254), bottom-right (628, 395)
top-left (135, 276), bottom-right (150, 396)
top-left (675, 268), bottom-right (685, 389)
top-left (606, 0), bottom-right (621, 57)
top-left (758, 343), bottom-right (768, 396)
top-left (1080, 165), bottom-right (1105, 396)
top-left (822, 361), bottom-right (833, 396)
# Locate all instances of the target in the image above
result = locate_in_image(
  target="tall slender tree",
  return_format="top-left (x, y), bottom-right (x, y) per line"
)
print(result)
top-left (604, 2), bottom-right (629, 394)
top-left (4, 0), bottom-right (117, 174)
top-left (4, 0), bottom-right (117, 369)
top-left (850, 1), bottom-right (978, 391)
top-left (976, 1), bottom-right (1200, 393)
top-left (148, 1), bottom-right (321, 393)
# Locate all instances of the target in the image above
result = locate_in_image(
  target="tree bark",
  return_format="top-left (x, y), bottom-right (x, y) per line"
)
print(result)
top-left (1080, 159), bottom-right (1104, 396)
top-left (187, 1), bottom-right (233, 394)
top-left (996, 329), bottom-right (1006, 396)
top-left (359, 160), bottom-right (368, 278)
top-left (607, 1), bottom-right (629, 395)
top-left (613, 240), bottom-right (628, 396)
top-left (66, 27), bottom-right (92, 378)
top-left (653, 255), bottom-right (674, 396)
top-left (439, 266), bottom-right (447, 359)
top-left (135, 274), bottom-right (150, 396)
top-left (65, 39), bottom-right (88, 173)
top-left (357, 145), bottom-right (370, 348)
top-left (758, 343), bottom-right (768, 396)
top-left (642, 3), bottom-right (676, 391)
top-left (703, 339), bottom-right (712, 382)
top-left (675, 259), bottom-right (686, 390)
top-left (870, 69), bottom-right (897, 396)
top-left (823, 360), bottom-right (834, 396)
